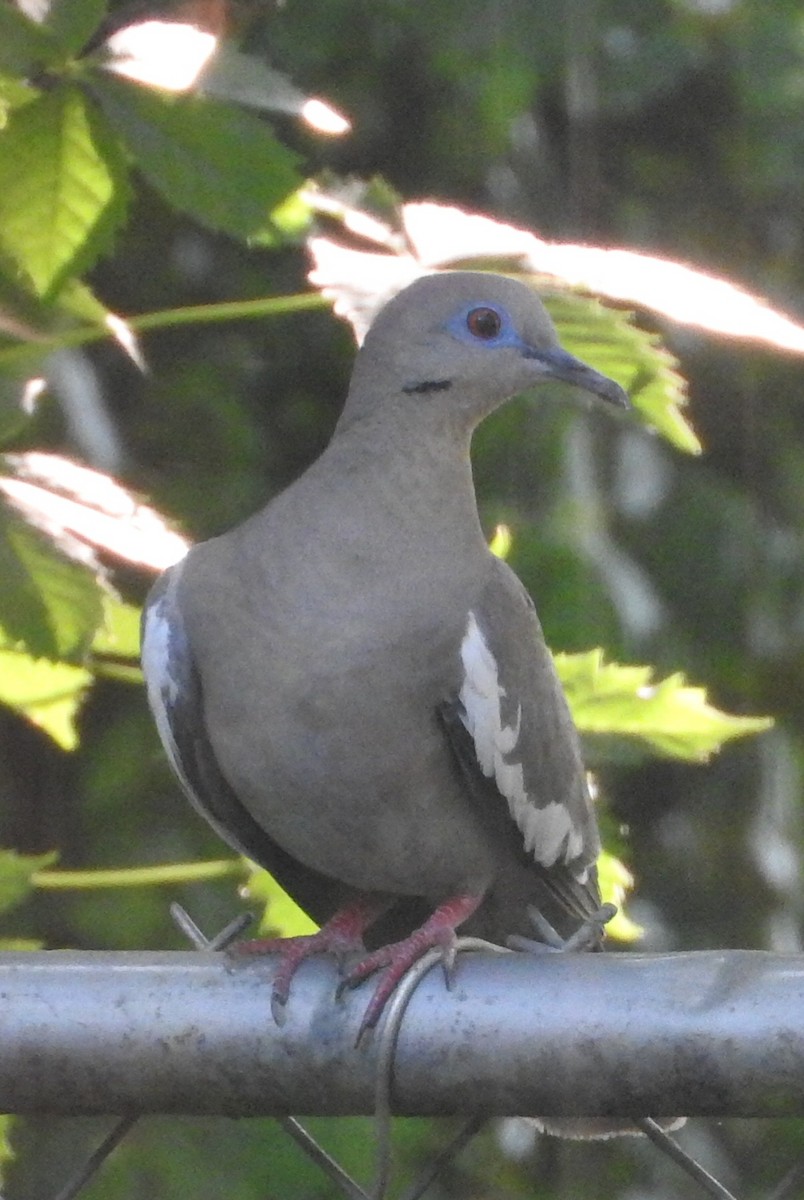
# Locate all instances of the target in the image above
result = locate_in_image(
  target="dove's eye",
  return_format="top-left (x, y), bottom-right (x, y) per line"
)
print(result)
top-left (466, 306), bottom-right (502, 340)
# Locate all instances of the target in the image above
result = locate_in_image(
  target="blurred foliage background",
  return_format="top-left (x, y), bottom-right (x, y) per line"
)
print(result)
top-left (2, 0), bottom-right (804, 1197)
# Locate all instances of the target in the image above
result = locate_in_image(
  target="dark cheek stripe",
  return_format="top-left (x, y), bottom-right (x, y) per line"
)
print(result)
top-left (402, 379), bottom-right (453, 395)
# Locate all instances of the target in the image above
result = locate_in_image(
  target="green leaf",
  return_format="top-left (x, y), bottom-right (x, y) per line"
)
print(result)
top-left (92, 596), bottom-right (142, 659)
top-left (0, 646), bottom-right (91, 748)
top-left (91, 595), bottom-right (143, 680)
top-left (90, 73), bottom-right (300, 238)
top-left (556, 648), bottom-right (773, 761)
top-left (45, 0), bottom-right (108, 55)
top-left (0, 84), bottom-right (130, 298)
top-left (597, 850), bottom-right (642, 943)
top-left (198, 46), bottom-right (305, 114)
top-left (250, 186), bottom-right (314, 247)
top-left (0, 274), bottom-right (142, 380)
top-left (0, 6), bottom-right (58, 74)
top-left (0, 847), bottom-right (59, 915)
top-left (241, 862), bottom-right (319, 937)
top-left (0, 369), bottom-right (33, 447)
top-left (0, 72), bottom-right (39, 124)
top-left (0, 265), bottom-right (107, 341)
top-left (0, 504), bottom-right (105, 661)
top-left (542, 290), bottom-right (702, 455)
top-left (0, 1113), bottom-right (14, 1185)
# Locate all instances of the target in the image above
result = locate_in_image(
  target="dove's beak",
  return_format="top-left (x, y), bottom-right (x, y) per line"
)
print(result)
top-left (525, 345), bottom-right (631, 409)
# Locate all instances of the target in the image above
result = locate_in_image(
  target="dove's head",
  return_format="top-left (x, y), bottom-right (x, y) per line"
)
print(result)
top-left (340, 271), bottom-right (629, 435)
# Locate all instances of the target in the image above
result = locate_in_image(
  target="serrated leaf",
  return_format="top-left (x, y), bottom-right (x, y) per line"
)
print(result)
top-left (556, 648), bottom-right (773, 761)
top-left (0, 451), bottom-right (189, 570)
top-left (399, 200), bottom-right (804, 355)
top-left (310, 194), bottom-right (804, 452)
top-left (44, 0), bottom-right (107, 55)
top-left (0, 6), bottom-right (58, 74)
top-left (542, 291), bottom-right (701, 454)
top-left (0, 847), bottom-right (58, 914)
top-left (90, 73), bottom-right (300, 238)
top-left (0, 84), bottom-right (129, 298)
top-left (0, 646), bottom-right (91, 747)
top-left (0, 503), bottom-right (105, 660)
top-left (597, 850), bottom-right (642, 942)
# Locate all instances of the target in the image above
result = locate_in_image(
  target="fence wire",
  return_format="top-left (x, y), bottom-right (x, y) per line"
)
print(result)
top-left (5, 909), bottom-right (804, 1200)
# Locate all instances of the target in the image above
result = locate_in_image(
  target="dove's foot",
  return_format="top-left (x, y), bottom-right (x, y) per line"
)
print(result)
top-left (339, 892), bottom-right (482, 1043)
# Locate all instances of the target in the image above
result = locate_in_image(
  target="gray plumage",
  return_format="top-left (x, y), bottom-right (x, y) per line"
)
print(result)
top-left (142, 270), bottom-right (628, 980)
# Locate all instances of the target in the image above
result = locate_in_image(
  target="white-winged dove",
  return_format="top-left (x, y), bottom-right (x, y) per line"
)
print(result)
top-left (142, 271), bottom-right (629, 1043)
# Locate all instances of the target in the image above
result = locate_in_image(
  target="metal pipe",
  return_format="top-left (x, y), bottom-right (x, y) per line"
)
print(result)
top-left (1, 948), bottom-right (802, 1117)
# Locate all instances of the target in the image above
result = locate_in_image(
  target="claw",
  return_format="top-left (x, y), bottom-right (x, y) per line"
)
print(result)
top-left (507, 902), bottom-right (617, 954)
top-left (342, 893), bottom-right (482, 1044)
top-left (228, 896), bottom-right (386, 1021)
top-left (270, 990), bottom-right (288, 1027)
top-left (231, 892), bottom-right (483, 1040)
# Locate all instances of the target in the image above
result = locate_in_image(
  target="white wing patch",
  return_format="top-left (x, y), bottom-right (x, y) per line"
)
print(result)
top-left (458, 611), bottom-right (584, 868)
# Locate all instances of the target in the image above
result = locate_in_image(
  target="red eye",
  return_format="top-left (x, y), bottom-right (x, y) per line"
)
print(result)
top-left (466, 306), bottom-right (502, 340)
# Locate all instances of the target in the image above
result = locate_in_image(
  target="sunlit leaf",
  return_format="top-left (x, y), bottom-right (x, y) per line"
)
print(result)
top-left (0, 847), bottom-right (58, 915)
top-left (310, 234), bottom-right (696, 451)
top-left (0, 71), bottom-right (39, 121)
top-left (399, 201), bottom-right (804, 355)
top-left (100, 19), bottom-right (218, 91)
top-left (241, 861), bottom-right (319, 937)
top-left (0, 452), bottom-right (189, 572)
top-left (250, 187), bottom-right (315, 247)
top-left (0, 503), bottom-right (104, 660)
top-left (92, 595), bottom-right (143, 682)
top-left (307, 236), bottom-right (423, 342)
top-left (0, 84), bottom-right (130, 297)
top-left (489, 523), bottom-right (512, 560)
top-left (556, 648), bottom-right (773, 761)
top-left (199, 45), bottom-right (349, 134)
top-left (0, 1113), bottom-right (14, 1183)
top-left (542, 291), bottom-right (699, 454)
top-left (93, 595), bottom-right (142, 660)
top-left (91, 73), bottom-right (300, 239)
top-left (597, 850), bottom-right (643, 943)
top-left (0, 646), bottom-right (92, 748)
top-left (309, 195), bottom-right (804, 454)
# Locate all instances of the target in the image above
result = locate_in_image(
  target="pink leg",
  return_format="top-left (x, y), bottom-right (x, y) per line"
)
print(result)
top-left (342, 892), bottom-right (483, 1042)
top-left (231, 896), bottom-right (389, 1023)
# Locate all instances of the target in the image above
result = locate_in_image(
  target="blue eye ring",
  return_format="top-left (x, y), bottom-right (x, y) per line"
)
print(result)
top-left (466, 306), bottom-right (502, 340)
top-left (446, 300), bottom-right (522, 349)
